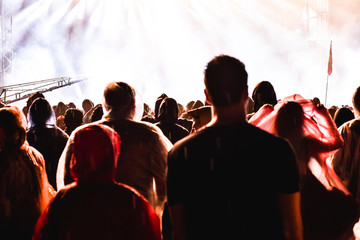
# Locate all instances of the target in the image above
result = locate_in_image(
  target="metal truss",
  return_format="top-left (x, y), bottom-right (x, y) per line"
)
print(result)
top-left (0, 1), bottom-right (13, 85)
top-left (0, 76), bottom-right (86, 104)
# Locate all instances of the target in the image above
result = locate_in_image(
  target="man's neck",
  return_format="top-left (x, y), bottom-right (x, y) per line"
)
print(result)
top-left (355, 109), bottom-right (360, 119)
top-left (207, 102), bottom-right (246, 126)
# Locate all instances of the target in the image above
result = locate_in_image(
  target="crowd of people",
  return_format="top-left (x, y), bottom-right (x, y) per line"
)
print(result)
top-left (1, 54), bottom-right (360, 239)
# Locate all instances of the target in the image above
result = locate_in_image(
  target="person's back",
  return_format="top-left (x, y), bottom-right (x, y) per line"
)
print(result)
top-left (154, 96), bottom-right (189, 239)
top-left (332, 86), bottom-right (360, 202)
top-left (101, 118), bottom-right (171, 213)
top-left (273, 100), bottom-right (357, 240)
top-left (57, 82), bottom-right (172, 216)
top-left (0, 106), bottom-right (54, 239)
top-left (27, 97), bottom-right (69, 190)
top-left (168, 122), bottom-right (298, 239)
top-left (34, 124), bottom-right (161, 240)
top-left (167, 55), bottom-right (302, 240)
top-left (34, 183), bottom-right (160, 240)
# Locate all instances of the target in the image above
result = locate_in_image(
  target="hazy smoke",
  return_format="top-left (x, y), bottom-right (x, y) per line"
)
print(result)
top-left (5, 0), bottom-right (360, 109)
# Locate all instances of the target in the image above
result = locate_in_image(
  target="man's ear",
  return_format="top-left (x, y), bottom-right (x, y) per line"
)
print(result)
top-left (243, 88), bottom-right (249, 101)
top-left (204, 89), bottom-right (212, 105)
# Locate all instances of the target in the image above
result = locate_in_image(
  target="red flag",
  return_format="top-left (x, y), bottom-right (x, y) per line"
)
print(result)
top-left (328, 41), bottom-right (332, 76)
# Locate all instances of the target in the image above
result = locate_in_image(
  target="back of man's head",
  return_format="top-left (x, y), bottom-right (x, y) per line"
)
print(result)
top-left (103, 82), bottom-right (136, 118)
top-left (204, 55), bottom-right (248, 107)
top-left (353, 86), bottom-right (360, 114)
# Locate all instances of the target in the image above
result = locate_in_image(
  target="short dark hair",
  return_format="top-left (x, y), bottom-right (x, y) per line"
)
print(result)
top-left (204, 55), bottom-right (248, 107)
top-left (353, 86), bottom-right (360, 113)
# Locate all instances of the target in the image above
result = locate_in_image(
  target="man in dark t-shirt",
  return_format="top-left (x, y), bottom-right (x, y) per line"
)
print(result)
top-left (166, 55), bottom-right (303, 240)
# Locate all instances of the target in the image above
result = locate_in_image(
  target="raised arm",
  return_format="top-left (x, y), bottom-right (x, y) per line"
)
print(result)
top-left (310, 105), bottom-right (343, 151)
top-left (278, 192), bottom-right (303, 240)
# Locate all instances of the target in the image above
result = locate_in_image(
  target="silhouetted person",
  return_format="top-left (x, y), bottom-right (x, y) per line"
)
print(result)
top-left (57, 82), bottom-right (172, 218)
top-left (64, 108), bottom-right (83, 136)
top-left (142, 103), bottom-right (156, 123)
top-left (155, 97), bottom-right (189, 240)
top-left (0, 106), bottom-right (54, 239)
top-left (247, 80), bottom-right (277, 120)
top-left (273, 99), bottom-right (357, 240)
top-left (90, 104), bottom-right (104, 122)
top-left (250, 94), bottom-right (358, 239)
top-left (328, 105), bottom-right (338, 119)
top-left (156, 97), bottom-right (189, 144)
top-left (154, 93), bottom-right (168, 123)
top-left (54, 102), bottom-right (67, 119)
top-left (33, 124), bottom-right (161, 240)
top-left (332, 86), bottom-right (360, 202)
top-left (334, 106), bottom-right (355, 128)
top-left (25, 92), bottom-right (45, 116)
top-left (55, 102), bottom-right (68, 131)
top-left (27, 97), bottom-right (69, 190)
top-left (191, 100), bottom-right (204, 110)
top-left (167, 55), bottom-right (303, 240)
top-left (82, 99), bottom-right (95, 124)
top-left (187, 105), bottom-right (212, 133)
top-left (67, 102), bottom-right (76, 109)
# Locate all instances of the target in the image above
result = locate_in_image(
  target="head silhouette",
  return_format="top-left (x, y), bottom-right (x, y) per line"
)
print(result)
top-left (0, 106), bottom-right (27, 151)
top-left (252, 81), bottom-right (277, 112)
top-left (352, 86), bottom-right (360, 116)
top-left (103, 82), bottom-right (136, 119)
top-left (28, 97), bottom-right (55, 128)
top-left (158, 97), bottom-right (179, 125)
top-left (204, 54), bottom-right (248, 108)
top-left (70, 124), bottom-right (121, 183)
top-left (275, 101), bottom-right (305, 139)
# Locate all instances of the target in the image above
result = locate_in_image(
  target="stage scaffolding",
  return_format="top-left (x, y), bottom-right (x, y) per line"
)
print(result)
top-left (0, 1), bottom-right (13, 86)
top-left (0, 76), bottom-right (86, 105)
top-left (0, 3), bottom-right (85, 105)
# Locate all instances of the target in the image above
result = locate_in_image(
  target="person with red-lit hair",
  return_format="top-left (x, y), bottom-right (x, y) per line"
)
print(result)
top-left (250, 94), bottom-right (358, 240)
top-left (33, 124), bottom-right (161, 240)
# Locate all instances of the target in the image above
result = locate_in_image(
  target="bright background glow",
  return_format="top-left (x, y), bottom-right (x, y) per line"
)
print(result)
top-left (5, 0), bottom-right (360, 109)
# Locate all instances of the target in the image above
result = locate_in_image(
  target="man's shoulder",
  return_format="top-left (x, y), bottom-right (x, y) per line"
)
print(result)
top-left (170, 122), bottom-right (288, 153)
top-left (99, 119), bottom-right (172, 149)
top-left (338, 118), bottom-right (360, 136)
top-left (100, 118), bottom-right (159, 133)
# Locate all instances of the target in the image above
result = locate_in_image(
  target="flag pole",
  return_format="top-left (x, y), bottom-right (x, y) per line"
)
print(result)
top-left (325, 40), bottom-right (332, 107)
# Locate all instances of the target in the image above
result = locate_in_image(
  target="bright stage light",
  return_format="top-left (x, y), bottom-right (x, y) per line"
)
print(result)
top-left (8, 0), bottom-right (360, 109)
